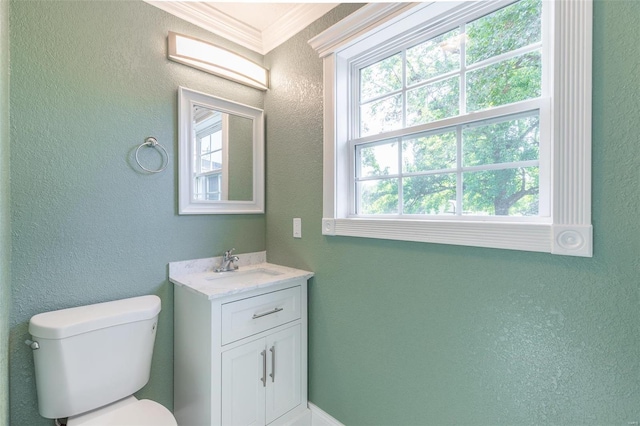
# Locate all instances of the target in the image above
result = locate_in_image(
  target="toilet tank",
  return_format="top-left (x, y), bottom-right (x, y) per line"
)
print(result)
top-left (28, 295), bottom-right (161, 419)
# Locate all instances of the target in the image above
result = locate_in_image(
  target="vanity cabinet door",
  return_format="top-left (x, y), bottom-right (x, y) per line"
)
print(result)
top-left (221, 325), bottom-right (302, 426)
top-left (222, 338), bottom-right (267, 426)
top-left (266, 325), bottom-right (301, 424)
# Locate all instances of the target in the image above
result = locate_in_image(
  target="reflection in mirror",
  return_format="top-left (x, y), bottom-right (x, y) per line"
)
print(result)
top-left (192, 106), bottom-right (254, 202)
top-left (179, 87), bottom-right (264, 214)
top-left (193, 106), bottom-right (226, 201)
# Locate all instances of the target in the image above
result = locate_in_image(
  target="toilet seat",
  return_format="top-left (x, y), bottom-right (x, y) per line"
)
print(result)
top-left (66, 396), bottom-right (177, 426)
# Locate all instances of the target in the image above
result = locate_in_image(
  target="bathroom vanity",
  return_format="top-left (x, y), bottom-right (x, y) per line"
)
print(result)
top-left (170, 253), bottom-right (313, 426)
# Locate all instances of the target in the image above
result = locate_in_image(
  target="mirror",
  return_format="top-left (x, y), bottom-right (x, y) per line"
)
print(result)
top-left (178, 87), bottom-right (264, 214)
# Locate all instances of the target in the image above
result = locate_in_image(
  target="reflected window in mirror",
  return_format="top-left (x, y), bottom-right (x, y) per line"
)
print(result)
top-left (193, 107), bottom-right (227, 201)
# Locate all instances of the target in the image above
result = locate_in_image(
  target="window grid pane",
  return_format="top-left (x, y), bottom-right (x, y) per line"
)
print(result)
top-left (466, 0), bottom-right (542, 66)
top-left (406, 28), bottom-right (461, 86)
top-left (462, 167), bottom-right (539, 216)
top-left (196, 130), bottom-right (223, 174)
top-left (463, 113), bottom-right (540, 167)
top-left (357, 140), bottom-right (399, 178)
top-left (403, 130), bottom-right (457, 173)
top-left (403, 174), bottom-right (457, 215)
top-left (357, 178), bottom-right (399, 215)
top-left (360, 94), bottom-right (403, 137)
top-left (466, 50), bottom-right (542, 112)
top-left (360, 53), bottom-right (403, 102)
top-left (406, 76), bottom-right (460, 126)
top-left (193, 173), bottom-right (222, 201)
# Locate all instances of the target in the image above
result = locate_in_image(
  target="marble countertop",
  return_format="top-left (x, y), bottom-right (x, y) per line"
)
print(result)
top-left (169, 252), bottom-right (313, 300)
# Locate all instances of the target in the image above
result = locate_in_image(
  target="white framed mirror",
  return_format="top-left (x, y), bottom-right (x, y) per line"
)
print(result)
top-left (178, 87), bottom-right (264, 214)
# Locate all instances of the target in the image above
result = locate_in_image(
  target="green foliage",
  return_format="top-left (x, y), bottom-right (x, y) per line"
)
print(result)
top-left (466, 0), bottom-right (542, 65)
top-left (463, 167), bottom-right (539, 216)
top-left (407, 28), bottom-right (461, 85)
top-left (404, 131), bottom-right (457, 172)
top-left (360, 53), bottom-right (402, 101)
top-left (357, 0), bottom-right (543, 217)
top-left (360, 94), bottom-right (403, 136)
top-left (403, 174), bottom-right (456, 214)
top-left (360, 178), bottom-right (398, 214)
top-left (467, 51), bottom-right (541, 112)
top-left (407, 77), bottom-right (459, 126)
top-left (463, 115), bottom-right (539, 167)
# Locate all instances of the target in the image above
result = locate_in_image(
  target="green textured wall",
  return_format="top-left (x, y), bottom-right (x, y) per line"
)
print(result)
top-left (1, 0), bottom-right (10, 424)
top-left (228, 114), bottom-right (253, 201)
top-left (265, 1), bottom-right (640, 424)
top-left (8, 1), bottom-right (265, 424)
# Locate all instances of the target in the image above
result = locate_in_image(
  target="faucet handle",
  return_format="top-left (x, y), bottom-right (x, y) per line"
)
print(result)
top-left (226, 248), bottom-right (236, 257)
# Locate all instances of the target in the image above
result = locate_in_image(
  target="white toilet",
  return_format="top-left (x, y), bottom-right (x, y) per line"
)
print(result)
top-left (28, 295), bottom-right (178, 426)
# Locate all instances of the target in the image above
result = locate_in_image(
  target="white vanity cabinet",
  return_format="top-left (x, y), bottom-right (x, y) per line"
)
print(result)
top-left (172, 262), bottom-right (312, 426)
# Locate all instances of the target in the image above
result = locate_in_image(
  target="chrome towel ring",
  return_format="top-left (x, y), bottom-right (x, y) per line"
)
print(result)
top-left (135, 137), bottom-right (168, 173)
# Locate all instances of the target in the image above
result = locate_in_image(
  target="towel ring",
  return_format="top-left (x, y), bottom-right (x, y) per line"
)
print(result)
top-left (135, 137), bottom-right (168, 173)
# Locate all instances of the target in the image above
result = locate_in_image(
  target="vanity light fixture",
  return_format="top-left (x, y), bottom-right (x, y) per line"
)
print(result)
top-left (167, 31), bottom-right (269, 90)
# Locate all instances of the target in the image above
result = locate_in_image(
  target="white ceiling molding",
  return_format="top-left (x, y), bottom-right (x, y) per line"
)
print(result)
top-left (145, 1), bottom-right (338, 55)
top-left (146, 1), bottom-right (263, 52)
top-left (261, 3), bottom-right (338, 54)
top-left (308, 2), bottom-right (420, 58)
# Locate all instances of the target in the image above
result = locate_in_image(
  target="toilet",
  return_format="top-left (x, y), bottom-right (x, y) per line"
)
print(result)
top-left (28, 295), bottom-right (177, 426)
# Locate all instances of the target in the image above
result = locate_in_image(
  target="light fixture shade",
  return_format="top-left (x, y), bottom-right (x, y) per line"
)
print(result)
top-left (168, 31), bottom-right (269, 90)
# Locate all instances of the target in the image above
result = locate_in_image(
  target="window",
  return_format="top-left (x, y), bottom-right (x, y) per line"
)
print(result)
top-left (193, 107), bottom-right (228, 201)
top-left (309, 0), bottom-right (592, 256)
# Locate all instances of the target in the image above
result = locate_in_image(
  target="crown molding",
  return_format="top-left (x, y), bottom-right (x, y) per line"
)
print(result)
top-left (145, 1), bottom-right (262, 52)
top-left (308, 2), bottom-right (419, 58)
top-left (145, 1), bottom-right (338, 55)
top-left (262, 3), bottom-right (338, 54)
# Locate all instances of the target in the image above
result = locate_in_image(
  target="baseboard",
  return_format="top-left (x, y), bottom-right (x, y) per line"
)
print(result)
top-left (274, 406), bottom-right (312, 426)
top-left (309, 402), bottom-right (344, 426)
top-left (272, 402), bottom-right (342, 426)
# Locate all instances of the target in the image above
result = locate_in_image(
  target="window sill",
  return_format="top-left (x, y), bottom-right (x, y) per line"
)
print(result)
top-left (321, 218), bottom-right (592, 257)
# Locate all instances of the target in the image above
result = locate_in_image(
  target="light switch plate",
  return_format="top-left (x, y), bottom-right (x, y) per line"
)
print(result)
top-left (293, 218), bottom-right (302, 238)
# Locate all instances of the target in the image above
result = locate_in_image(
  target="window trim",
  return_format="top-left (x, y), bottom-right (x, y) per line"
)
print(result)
top-left (309, 0), bottom-right (593, 257)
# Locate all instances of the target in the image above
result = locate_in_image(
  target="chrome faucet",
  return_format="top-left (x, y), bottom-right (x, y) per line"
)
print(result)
top-left (215, 248), bottom-right (239, 272)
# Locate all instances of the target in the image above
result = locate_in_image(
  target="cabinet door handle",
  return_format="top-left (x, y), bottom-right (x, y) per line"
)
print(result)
top-left (252, 307), bottom-right (283, 319)
top-left (269, 346), bottom-right (275, 383)
top-left (260, 349), bottom-right (267, 387)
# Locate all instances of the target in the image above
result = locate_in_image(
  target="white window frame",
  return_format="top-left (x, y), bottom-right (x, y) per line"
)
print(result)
top-left (309, 0), bottom-right (592, 257)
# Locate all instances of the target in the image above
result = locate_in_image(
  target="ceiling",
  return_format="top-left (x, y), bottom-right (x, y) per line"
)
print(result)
top-left (209, 3), bottom-right (310, 32)
top-left (144, 2), bottom-right (339, 54)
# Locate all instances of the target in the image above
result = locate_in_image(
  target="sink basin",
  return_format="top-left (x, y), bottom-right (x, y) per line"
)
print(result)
top-left (204, 268), bottom-right (283, 286)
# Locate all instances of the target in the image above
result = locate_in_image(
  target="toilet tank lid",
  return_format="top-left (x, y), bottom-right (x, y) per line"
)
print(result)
top-left (29, 295), bottom-right (161, 340)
